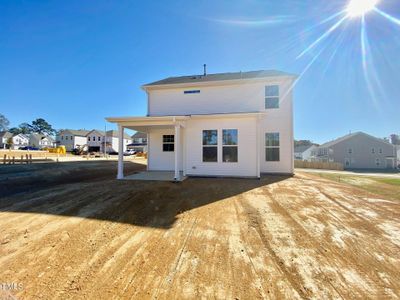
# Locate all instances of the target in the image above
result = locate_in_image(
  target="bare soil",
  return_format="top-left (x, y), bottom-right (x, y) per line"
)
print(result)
top-left (1, 162), bottom-right (399, 299)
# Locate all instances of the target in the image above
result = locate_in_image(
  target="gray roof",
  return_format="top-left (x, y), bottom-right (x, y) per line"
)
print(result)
top-left (87, 129), bottom-right (131, 139)
top-left (107, 130), bottom-right (131, 139)
top-left (294, 145), bottom-right (314, 153)
top-left (143, 70), bottom-right (296, 87)
top-left (132, 132), bottom-right (147, 139)
top-left (320, 132), bottom-right (393, 148)
top-left (30, 133), bottom-right (55, 142)
top-left (0, 131), bottom-right (13, 139)
top-left (60, 129), bottom-right (90, 137)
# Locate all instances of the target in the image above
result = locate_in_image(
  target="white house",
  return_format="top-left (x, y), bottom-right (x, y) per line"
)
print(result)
top-left (0, 131), bottom-right (13, 149)
top-left (56, 129), bottom-right (90, 151)
top-left (12, 134), bottom-right (29, 149)
top-left (107, 69), bottom-right (296, 180)
top-left (128, 132), bottom-right (148, 152)
top-left (294, 145), bottom-right (317, 161)
top-left (86, 129), bottom-right (131, 153)
top-left (29, 133), bottom-right (55, 149)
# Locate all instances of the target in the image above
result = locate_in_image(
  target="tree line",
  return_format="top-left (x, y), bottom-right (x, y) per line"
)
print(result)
top-left (0, 113), bottom-right (56, 136)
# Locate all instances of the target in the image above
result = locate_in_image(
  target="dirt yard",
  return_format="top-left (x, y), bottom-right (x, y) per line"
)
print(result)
top-left (1, 162), bottom-right (399, 299)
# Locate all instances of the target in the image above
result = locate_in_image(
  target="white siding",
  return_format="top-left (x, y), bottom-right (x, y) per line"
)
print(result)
top-left (148, 128), bottom-right (181, 171)
top-left (141, 75), bottom-right (295, 176)
top-left (74, 136), bottom-right (87, 149)
top-left (148, 78), bottom-right (294, 116)
top-left (184, 117), bottom-right (258, 177)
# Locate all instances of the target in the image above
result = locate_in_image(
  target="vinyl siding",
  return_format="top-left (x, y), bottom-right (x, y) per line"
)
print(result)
top-left (185, 117), bottom-right (258, 177)
top-left (329, 134), bottom-right (395, 169)
top-left (148, 78), bottom-right (294, 116)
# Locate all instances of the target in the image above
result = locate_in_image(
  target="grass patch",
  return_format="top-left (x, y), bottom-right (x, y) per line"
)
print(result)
top-left (315, 173), bottom-right (400, 201)
top-left (374, 178), bottom-right (400, 186)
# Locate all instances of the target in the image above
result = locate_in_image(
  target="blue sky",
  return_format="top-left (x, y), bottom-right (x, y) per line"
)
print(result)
top-left (0, 0), bottom-right (399, 143)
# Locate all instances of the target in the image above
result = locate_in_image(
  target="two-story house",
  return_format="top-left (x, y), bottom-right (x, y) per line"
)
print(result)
top-left (310, 132), bottom-right (397, 169)
top-left (86, 129), bottom-right (131, 153)
top-left (128, 132), bottom-right (148, 153)
top-left (57, 129), bottom-right (90, 151)
top-left (294, 144), bottom-right (318, 161)
top-left (29, 133), bottom-right (55, 149)
top-left (0, 131), bottom-right (13, 149)
top-left (107, 70), bottom-right (296, 180)
top-left (12, 133), bottom-right (29, 149)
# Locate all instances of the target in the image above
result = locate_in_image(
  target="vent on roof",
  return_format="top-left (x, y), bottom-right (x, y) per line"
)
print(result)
top-left (184, 90), bottom-right (200, 94)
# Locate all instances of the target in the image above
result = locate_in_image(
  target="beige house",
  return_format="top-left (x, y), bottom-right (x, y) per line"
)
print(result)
top-left (311, 132), bottom-right (397, 169)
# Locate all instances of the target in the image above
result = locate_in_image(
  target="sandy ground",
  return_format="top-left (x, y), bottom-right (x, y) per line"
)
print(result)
top-left (1, 162), bottom-right (400, 299)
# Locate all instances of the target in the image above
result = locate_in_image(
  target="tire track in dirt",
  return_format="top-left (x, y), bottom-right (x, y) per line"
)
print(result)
top-left (236, 193), bottom-right (313, 299)
top-left (232, 197), bottom-right (286, 299)
top-left (271, 178), bottom-right (400, 298)
top-left (241, 181), bottom-right (390, 299)
top-left (155, 217), bottom-right (198, 298)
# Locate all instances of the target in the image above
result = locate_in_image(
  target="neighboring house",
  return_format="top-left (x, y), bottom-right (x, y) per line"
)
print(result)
top-left (0, 131), bottom-right (13, 149)
top-left (311, 132), bottom-right (397, 169)
top-left (396, 145), bottom-right (400, 168)
top-left (11, 134), bottom-right (29, 149)
top-left (86, 129), bottom-right (131, 153)
top-left (57, 129), bottom-right (90, 151)
top-left (107, 69), bottom-right (296, 180)
top-left (128, 132), bottom-right (148, 152)
top-left (29, 133), bottom-right (55, 149)
top-left (294, 145), bottom-right (317, 161)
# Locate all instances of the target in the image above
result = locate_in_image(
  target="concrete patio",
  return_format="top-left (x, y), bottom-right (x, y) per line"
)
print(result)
top-left (123, 171), bottom-right (187, 182)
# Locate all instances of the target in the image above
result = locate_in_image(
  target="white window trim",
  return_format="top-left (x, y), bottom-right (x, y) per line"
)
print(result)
top-left (222, 129), bottom-right (238, 163)
top-left (265, 85), bottom-right (280, 109)
top-left (265, 132), bottom-right (280, 162)
top-left (202, 130), bottom-right (218, 163)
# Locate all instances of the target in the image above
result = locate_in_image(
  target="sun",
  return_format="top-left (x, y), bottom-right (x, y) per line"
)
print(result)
top-left (347, 0), bottom-right (379, 17)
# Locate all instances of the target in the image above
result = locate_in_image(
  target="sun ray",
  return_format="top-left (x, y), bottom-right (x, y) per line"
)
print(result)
top-left (374, 8), bottom-right (400, 26)
top-left (302, 10), bottom-right (347, 34)
top-left (361, 16), bottom-right (385, 110)
top-left (297, 15), bottom-right (348, 59)
top-left (281, 45), bottom-right (328, 104)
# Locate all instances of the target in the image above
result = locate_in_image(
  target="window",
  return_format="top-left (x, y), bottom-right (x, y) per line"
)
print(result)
top-left (88, 137), bottom-right (90, 141)
top-left (223, 129), bottom-right (238, 162)
top-left (345, 158), bottom-right (350, 167)
top-left (376, 158), bottom-right (380, 166)
top-left (163, 135), bottom-right (174, 152)
top-left (379, 148), bottom-right (382, 154)
top-left (184, 90), bottom-right (200, 94)
top-left (98, 136), bottom-right (101, 141)
top-left (348, 148), bottom-right (353, 154)
top-left (372, 148), bottom-right (375, 154)
top-left (265, 85), bottom-right (279, 109)
top-left (203, 130), bottom-right (218, 162)
top-left (265, 133), bottom-right (280, 161)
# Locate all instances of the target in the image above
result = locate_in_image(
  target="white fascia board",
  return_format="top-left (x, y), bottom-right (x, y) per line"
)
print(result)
top-left (141, 75), bottom-right (297, 91)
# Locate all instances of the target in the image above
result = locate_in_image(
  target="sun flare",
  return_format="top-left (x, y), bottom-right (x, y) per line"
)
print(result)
top-left (347, 0), bottom-right (379, 17)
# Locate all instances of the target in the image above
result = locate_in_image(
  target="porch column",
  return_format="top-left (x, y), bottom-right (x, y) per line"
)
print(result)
top-left (174, 124), bottom-right (180, 181)
top-left (256, 115), bottom-right (261, 179)
top-left (117, 125), bottom-right (124, 179)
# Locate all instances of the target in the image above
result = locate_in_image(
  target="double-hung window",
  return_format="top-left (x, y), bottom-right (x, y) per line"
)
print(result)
top-left (222, 129), bottom-right (238, 162)
top-left (265, 133), bottom-right (280, 161)
top-left (265, 85), bottom-right (280, 109)
top-left (163, 135), bottom-right (174, 152)
top-left (202, 130), bottom-right (218, 162)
